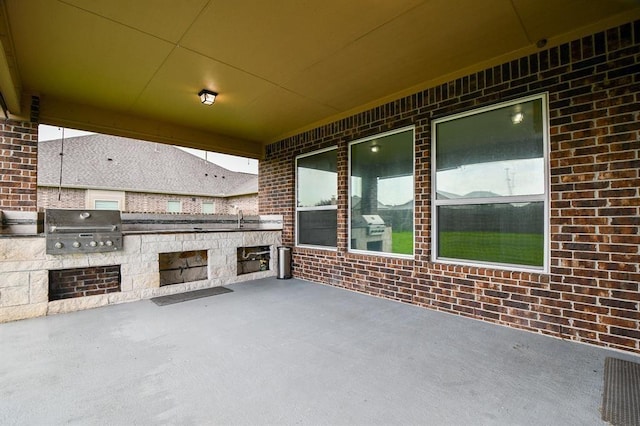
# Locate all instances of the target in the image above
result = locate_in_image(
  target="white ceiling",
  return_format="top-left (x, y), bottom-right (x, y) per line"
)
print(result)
top-left (1, 0), bottom-right (638, 158)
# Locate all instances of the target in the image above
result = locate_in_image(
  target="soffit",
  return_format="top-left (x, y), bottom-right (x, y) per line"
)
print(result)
top-left (2, 0), bottom-right (639, 158)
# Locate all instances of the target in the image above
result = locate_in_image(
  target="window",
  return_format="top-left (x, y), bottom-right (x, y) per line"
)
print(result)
top-left (349, 127), bottom-right (414, 257)
top-left (296, 147), bottom-right (337, 248)
top-left (94, 200), bottom-right (119, 210)
top-left (432, 93), bottom-right (548, 270)
top-left (86, 189), bottom-right (124, 211)
top-left (202, 202), bottom-right (215, 214)
top-left (167, 200), bottom-right (182, 213)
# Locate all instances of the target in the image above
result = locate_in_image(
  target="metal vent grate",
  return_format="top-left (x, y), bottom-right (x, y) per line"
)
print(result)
top-left (151, 286), bottom-right (233, 306)
top-left (602, 357), bottom-right (640, 426)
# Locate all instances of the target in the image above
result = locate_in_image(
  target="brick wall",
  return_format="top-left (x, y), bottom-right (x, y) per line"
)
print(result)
top-left (227, 194), bottom-right (259, 215)
top-left (0, 119), bottom-right (38, 211)
top-left (261, 21), bottom-right (640, 353)
top-left (35, 188), bottom-right (258, 215)
top-left (125, 191), bottom-right (221, 214)
top-left (126, 191), bottom-right (257, 214)
top-left (37, 187), bottom-right (86, 210)
top-left (48, 266), bottom-right (121, 301)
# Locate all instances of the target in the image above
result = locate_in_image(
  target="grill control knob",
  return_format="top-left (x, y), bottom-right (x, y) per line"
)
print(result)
top-left (105, 240), bottom-right (113, 246)
top-left (54, 242), bottom-right (64, 249)
top-left (89, 241), bottom-right (97, 247)
top-left (72, 241), bottom-right (81, 248)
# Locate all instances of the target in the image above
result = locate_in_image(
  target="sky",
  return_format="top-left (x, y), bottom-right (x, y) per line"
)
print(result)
top-left (437, 158), bottom-right (544, 197)
top-left (37, 125), bottom-right (259, 175)
top-left (298, 168), bottom-right (413, 207)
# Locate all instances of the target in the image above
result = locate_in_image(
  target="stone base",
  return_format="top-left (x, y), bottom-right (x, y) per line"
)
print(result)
top-left (0, 229), bottom-right (282, 323)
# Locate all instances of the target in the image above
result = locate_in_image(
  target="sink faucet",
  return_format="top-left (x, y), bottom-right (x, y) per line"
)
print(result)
top-left (237, 209), bottom-right (244, 228)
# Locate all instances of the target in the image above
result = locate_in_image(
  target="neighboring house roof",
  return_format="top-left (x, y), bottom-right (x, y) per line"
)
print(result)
top-left (38, 134), bottom-right (257, 198)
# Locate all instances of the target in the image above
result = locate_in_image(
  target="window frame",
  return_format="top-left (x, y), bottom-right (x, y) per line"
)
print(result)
top-left (202, 202), bottom-right (215, 214)
top-left (431, 93), bottom-right (550, 272)
top-left (295, 146), bottom-right (338, 250)
top-left (86, 189), bottom-right (124, 211)
top-left (93, 200), bottom-right (120, 210)
top-left (167, 200), bottom-right (182, 213)
top-left (348, 126), bottom-right (415, 259)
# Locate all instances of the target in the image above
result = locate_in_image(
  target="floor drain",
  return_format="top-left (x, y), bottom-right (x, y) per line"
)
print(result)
top-left (601, 357), bottom-right (640, 426)
top-left (151, 286), bottom-right (233, 306)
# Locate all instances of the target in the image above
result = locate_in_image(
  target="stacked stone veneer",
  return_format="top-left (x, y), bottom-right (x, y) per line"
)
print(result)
top-left (49, 266), bottom-right (121, 301)
top-left (0, 230), bottom-right (280, 322)
top-left (260, 21), bottom-right (640, 353)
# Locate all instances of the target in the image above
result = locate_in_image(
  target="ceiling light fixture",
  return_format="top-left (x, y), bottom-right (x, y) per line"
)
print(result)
top-left (511, 112), bottom-right (524, 124)
top-left (198, 89), bottom-right (217, 105)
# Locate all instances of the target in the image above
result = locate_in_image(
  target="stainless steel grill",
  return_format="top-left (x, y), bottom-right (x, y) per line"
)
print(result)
top-left (358, 214), bottom-right (386, 236)
top-left (45, 209), bottom-right (123, 255)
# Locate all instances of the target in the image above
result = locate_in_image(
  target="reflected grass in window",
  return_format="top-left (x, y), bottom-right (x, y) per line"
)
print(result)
top-left (392, 231), bottom-right (414, 255)
top-left (439, 231), bottom-right (543, 267)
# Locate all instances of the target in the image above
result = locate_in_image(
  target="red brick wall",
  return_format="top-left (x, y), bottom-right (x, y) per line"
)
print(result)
top-left (260, 21), bottom-right (640, 353)
top-left (49, 266), bottom-right (121, 301)
top-left (0, 119), bottom-right (38, 211)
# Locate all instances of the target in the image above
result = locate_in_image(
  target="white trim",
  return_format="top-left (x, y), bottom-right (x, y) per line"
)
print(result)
top-left (436, 256), bottom-right (546, 273)
top-left (348, 125), bottom-right (416, 258)
top-left (297, 205), bottom-right (338, 211)
top-left (296, 145), bottom-right (337, 160)
top-left (434, 194), bottom-right (544, 206)
top-left (431, 92), bottom-right (550, 272)
top-left (348, 249), bottom-right (414, 261)
top-left (296, 244), bottom-right (339, 252)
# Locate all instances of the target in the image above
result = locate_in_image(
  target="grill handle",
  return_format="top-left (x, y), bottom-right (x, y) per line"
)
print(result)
top-left (48, 225), bottom-right (119, 232)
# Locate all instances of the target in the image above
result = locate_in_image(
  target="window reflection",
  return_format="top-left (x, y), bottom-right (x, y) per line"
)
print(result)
top-left (436, 98), bottom-right (544, 199)
top-left (433, 95), bottom-right (548, 269)
top-left (296, 148), bottom-right (338, 248)
top-left (350, 128), bottom-right (414, 256)
top-left (297, 149), bottom-right (337, 208)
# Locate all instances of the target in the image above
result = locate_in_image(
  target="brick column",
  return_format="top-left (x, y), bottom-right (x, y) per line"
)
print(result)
top-left (0, 99), bottom-right (39, 211)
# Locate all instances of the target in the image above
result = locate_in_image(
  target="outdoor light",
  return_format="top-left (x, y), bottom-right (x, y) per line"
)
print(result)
top-left (511, 111), bottom-right (524, 124)
top-left (198, 89), bottom-right (217, 105)
top-left (370, 145), bottom-right (380, 153)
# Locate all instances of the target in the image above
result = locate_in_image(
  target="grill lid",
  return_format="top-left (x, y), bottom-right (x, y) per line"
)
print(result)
top-left (45, 209), bottom-right (122, 234)
top-left (45, 209), bottom-right (123, 254)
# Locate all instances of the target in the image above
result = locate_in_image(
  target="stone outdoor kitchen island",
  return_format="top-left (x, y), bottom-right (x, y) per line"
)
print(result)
top-left (0, 224), bottom-right (282, 322)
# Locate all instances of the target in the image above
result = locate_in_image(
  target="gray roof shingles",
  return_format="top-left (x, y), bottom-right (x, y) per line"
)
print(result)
top-left (37, 134), bottom-right (257, 197)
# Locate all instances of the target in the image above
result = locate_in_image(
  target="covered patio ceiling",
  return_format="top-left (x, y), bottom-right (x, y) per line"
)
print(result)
top-left (1, 0), bottom-right (638, 159)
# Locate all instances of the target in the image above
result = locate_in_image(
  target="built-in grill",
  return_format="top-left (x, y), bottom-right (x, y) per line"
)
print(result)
top-left (358, 214), bottom-right (386, 236)
top-left (45, 209), bottom-right (123, 255)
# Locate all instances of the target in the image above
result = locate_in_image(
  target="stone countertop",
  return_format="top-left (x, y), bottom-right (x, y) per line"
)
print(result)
top-left (0, 227), bottom-right (282, 239)
top-left (122, 228), bottom-right (278, 235)
top-left (0, 228), bottom-right (280, 238)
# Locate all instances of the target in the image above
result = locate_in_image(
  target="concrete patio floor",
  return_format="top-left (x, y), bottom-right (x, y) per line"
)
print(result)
top-left (1, 277), bottom-right (638, 425)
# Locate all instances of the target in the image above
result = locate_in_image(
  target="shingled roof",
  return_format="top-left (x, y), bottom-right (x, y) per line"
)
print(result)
top-left (38, 134), bottom-right (257, 197)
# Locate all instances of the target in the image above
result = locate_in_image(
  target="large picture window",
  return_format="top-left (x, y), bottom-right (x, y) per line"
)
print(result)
top-left (432, 93), bottom-right (548, 270)
top-left (349, 127), bottom-right (414, 257)
top-left (296, 148), bottom-right (338, 248)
